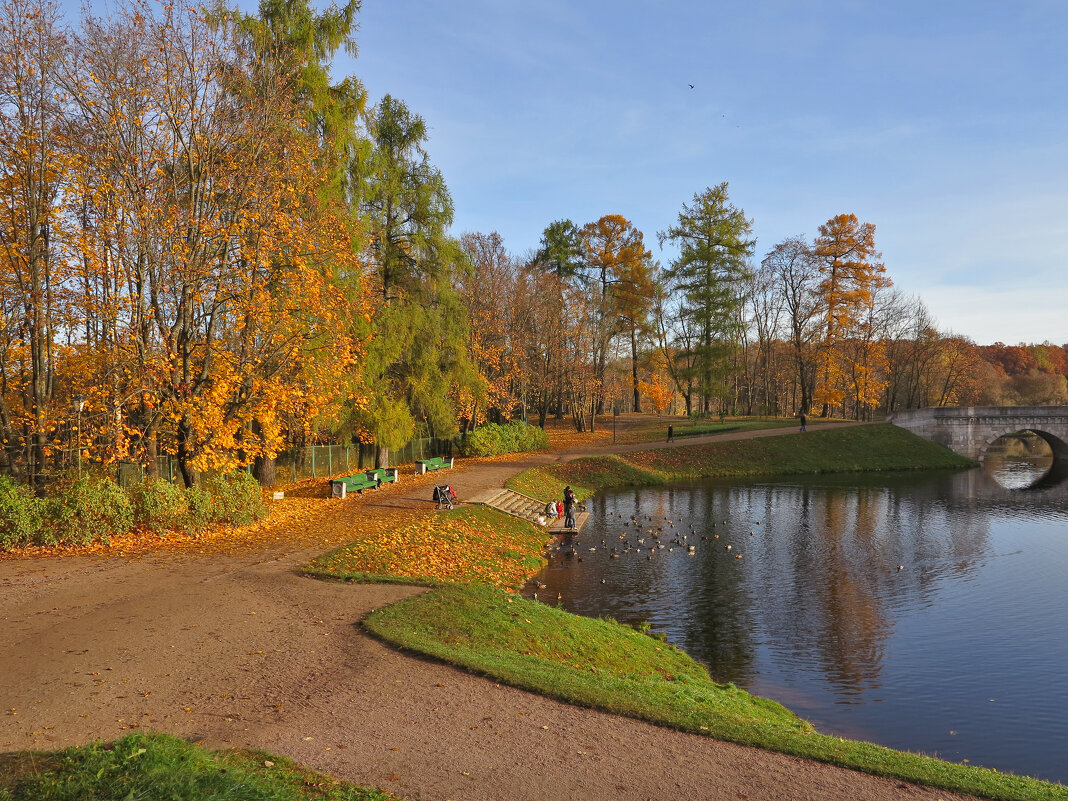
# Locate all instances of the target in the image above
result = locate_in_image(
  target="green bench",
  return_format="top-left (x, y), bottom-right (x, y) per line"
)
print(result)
top-left (330, 472), bottom-right (379, 498)
top-left (331, 467), bottom-right (401, 498)
top-left (365, 467), bottom-right (399, 485)
top-left (415, 456), bottom-right (454, 474)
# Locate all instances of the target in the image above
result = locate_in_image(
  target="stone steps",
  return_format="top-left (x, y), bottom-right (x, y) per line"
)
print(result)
top-left (472, 488), bottom-right (554, 526)
top-left (470, 487), bottom-right (588, 532)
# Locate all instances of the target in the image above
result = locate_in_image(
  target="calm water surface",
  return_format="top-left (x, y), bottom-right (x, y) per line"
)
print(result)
top-left (533, 460), bottom-right (1068, 784)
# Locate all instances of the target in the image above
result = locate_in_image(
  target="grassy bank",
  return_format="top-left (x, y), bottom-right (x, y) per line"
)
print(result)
top-left (0, 732), bottom-right (395, 801)
top-left (507, 423), bottom-right (975, 501)
top-left (365, 586), bottom-right (1065, 801)
top-left (615, 414), bottom-right (835, 444)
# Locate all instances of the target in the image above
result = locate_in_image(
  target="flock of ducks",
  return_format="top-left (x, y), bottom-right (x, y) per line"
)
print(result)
top-left (546, 512), bottom-right (761, 563)
top-left (533, 512), bottom-right (759, 601)
top-left (533, 509), bottom-right (910, 601)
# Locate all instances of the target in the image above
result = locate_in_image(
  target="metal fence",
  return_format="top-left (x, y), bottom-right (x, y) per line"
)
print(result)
top-left (115, 436), bottom-right (457, 488)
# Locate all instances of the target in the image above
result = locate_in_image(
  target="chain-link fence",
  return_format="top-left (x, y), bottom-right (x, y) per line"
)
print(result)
top-left (115, 436), bottom-right (457, 488)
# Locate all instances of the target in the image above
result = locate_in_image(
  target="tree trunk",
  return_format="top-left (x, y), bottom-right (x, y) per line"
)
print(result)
top-left (253, 456), bottom-right (276, 486)
top-left (631, 327), bottom-right (641, 413)
top-left (176, 415), bottom-right (196, 488)
top-left (375, 445), bottom-right (390, 469)
top-left (145, 435), bottom-right (160, 479)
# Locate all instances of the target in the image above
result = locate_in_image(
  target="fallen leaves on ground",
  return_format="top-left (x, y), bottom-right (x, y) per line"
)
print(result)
top-left (313, 507), bottom-right (544, 588)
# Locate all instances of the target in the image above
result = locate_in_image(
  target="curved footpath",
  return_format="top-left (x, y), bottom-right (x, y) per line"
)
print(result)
top-left (0, 421), bottom-right (985, 801)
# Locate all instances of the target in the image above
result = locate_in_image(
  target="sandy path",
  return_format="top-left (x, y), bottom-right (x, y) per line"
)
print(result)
top-left (0, 421), bottom-right (983, 801)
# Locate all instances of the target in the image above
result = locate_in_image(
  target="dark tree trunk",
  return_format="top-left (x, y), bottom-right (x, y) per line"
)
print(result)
top-left (253, 456), bottom-right (276, 486)
top-left (176, 416), bottom-right (197, 488)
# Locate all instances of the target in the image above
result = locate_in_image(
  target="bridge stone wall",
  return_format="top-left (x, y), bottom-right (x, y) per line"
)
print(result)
top-left (889, 406), bottom-right (1068, 461)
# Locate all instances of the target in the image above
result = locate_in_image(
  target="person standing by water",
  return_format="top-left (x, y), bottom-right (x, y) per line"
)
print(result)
top-left (563, 486), bottom-right (577, 531)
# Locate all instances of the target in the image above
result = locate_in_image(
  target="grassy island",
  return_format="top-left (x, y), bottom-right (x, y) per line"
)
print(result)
top-left (507, 423), bottom-right (977, 502)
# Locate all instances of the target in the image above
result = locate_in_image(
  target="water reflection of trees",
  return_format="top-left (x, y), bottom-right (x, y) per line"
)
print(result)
top-left (540, 468), bottom-right (1068, 703)
top-left (743, 476), bottom-right (1002, 698)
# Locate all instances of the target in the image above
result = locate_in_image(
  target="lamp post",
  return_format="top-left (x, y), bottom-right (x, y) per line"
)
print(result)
top-left (72, 394), bottom-right (85, 475)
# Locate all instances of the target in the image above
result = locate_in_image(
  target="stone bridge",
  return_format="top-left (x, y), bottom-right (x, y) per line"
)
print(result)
top-left (889, 406), bottom-right (1068, 462)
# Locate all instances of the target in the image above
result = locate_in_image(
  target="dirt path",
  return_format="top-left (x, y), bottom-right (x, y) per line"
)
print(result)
top-left (0, 420), bottom-right (982, 801)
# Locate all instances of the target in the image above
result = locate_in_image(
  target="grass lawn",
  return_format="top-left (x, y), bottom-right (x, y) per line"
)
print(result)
top-left (507, 423), bottom-right (976, 502)
top-left (0, 732), bottom-right (395, 801)
top-left (614, 414), bottom-right (827, 444)
top-left (365, 585), bottom-right (1066, 801)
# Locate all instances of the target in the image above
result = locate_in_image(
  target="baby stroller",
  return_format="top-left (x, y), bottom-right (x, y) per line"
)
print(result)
top-left (433, 484), bottom-right (457, 510)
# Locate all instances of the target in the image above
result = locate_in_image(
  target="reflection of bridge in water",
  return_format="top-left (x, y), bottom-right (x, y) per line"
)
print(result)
top-left (956, 457), bottom-right (1068, 501)
top-left (890, 406), bottom-right (1068, 463)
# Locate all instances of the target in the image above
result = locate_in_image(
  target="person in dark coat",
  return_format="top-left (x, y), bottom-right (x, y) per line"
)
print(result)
top-left (563, 486), bottom-right (577, 531)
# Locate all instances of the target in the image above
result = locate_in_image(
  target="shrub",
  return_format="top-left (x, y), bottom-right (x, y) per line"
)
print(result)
top-left (0, 475), bottom-right (43, 548)
top-left (201, 471), bottom-right (266, 526)
top-left (185, 484), bottom-right (214, 530)
top-left (128, 477), bottom-right (190, 531)
top-left (45, 473), bottom-right (133, 545)
top-left (462, 420), bottom-right (548, 457)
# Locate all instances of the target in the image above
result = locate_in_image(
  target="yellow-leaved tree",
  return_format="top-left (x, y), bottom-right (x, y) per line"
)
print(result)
top-left (812, 213), bottom-right (889, 418)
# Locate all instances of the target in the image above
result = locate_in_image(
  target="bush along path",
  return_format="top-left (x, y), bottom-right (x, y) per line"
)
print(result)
top-left (2, 419), bottom-right (1062, 801)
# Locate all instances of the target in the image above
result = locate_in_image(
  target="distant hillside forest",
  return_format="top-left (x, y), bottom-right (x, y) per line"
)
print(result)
top-left (0, 0), bottom-right (1061, 490)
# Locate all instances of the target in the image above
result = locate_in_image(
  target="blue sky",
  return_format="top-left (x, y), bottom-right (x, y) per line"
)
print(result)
top-left (338, 0), bottom-right (1068, 345)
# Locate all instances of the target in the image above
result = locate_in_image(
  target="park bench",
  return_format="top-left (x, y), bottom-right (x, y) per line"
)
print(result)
top-left (365, 467), bottom-right (399, 485)
top-left (415, 455), bottom-right (454, 474)
top-left (330, 472), bottom-right (380, 499)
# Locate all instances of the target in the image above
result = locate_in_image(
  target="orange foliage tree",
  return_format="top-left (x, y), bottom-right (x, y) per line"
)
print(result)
top-left (580, 214), bottom-right (651, 425)
top-left (812, 213), bottom-right (889, 418)
top-left (56, 0), bottom-right (364, 485)
top-left (0, 0), bottom-right (74, 487)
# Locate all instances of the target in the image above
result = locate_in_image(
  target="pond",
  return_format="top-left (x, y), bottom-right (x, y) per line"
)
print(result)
top-left (532, 458), bottom-right (1068, 784)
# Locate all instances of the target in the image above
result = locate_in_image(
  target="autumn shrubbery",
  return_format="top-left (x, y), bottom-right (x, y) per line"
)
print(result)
top-left (461, 420), bottom-right (548, 457)
top-left (0, 475), bottom-right (43, 548)
top-left (44, 474), bottom-right (135, 545)
top-left (200, 472), bottom-right (267, 526)
top-left (129, 477), bottom-right (192, 531)
top-left (0, 471), bottom-right (268, 550)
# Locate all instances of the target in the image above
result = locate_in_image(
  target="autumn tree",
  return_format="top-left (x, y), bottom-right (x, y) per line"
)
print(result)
top-left (758, 236), bottom-right (822, 415)
top-left (458, 231), bottom-right (520, 427)
top-left (742, 259), bottom-right (784, 414)
top-left (580, 214), bottom-right (651, 423)
top-left (532, 219), bottom-right (583, 419)
top-left (233, 0), bottom-right (365, 200)
top-left (231, 0), bottom-right (369, 484)
top-left (0, 0), bottom-right (70, 488)
top-left (812, 213), bottom-right (888, 417)
top-left (658, 183), bottom-right (754, 414)
top-left (63, 0), bottom-right (360, 486)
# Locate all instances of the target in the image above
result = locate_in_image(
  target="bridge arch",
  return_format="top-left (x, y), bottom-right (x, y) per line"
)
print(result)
top-left (890, 406), bottom-right (1068, 463)
top-left (979, 427), bottom-right (1068, 463)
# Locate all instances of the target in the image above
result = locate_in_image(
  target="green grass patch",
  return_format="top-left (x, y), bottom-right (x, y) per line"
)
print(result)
top-left (508, 424), bottom-right (975, 502)
top-left (364, 585), bottom-right (1066, 801)
top-left (621, 415), bottom-right (817, 444)
top-left (304, 504), bottom-right (547, 588)
top-left (0, 732), bottom-right (395, 801)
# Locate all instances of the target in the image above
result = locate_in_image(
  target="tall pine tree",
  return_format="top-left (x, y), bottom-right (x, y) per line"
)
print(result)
top-left (658, 183), bottom-right (754, 414)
